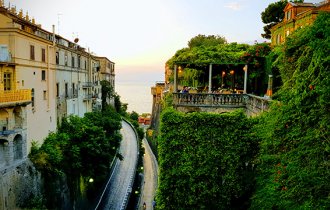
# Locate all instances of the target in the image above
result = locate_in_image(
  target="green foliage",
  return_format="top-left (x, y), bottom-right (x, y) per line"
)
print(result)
top-left (101, 80), bottom-right (114, 109)
top-left (167, 42), bottom-right (250, 68)
top-left (188, 34), bottom-right (227, 48)
top-left (29, 107), bottom-right (122, 181)
top-left (251, 13), bottom-right (330, 209)
top-left (261, 0), bottom-right (287, 39)
top-left (114, 93), bottom-right (128, 116)
top-left (157, 109), bottom-right (258, 209)
top-left (130, 111), bottom-right (139, 121)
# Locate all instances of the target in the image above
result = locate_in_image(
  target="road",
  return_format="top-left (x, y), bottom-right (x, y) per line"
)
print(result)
top-left (139, 138), bottom-right (159, 210)
top-left (99, 120), bottom-right (138, 210)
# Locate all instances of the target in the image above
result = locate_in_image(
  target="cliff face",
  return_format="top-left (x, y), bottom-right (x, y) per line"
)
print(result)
top-left (0, 160), bottom-right (42, 210)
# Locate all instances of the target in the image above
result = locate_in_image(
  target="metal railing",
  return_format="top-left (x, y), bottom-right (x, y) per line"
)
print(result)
top-left (0, 89), bottom-right (31, 104)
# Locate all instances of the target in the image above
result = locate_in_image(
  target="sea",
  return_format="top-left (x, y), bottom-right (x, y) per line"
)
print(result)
top-left (115, 81), bottom-right (155, 114)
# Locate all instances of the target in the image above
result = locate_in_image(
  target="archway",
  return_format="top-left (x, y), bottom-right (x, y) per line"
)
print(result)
top-left (13, 107), bottom-right (23, 129)
top-left (0, 139), bottom-right (9, 168)
top-left (0, 108), bottom-right (9, 131)
top-left (13, 134), bottom-right (23, 160)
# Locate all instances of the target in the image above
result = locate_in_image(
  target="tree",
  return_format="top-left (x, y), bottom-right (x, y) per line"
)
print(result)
top-left (261, 1), bottom-right (287, 39)
top-left (101, 80), bottom-right (114, 110)
top-left (188, 34), bottom-right (227, 48)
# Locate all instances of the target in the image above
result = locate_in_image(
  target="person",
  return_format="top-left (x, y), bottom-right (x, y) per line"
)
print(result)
top-left (152, 200), bottom-right (156, 208)
top-left (143, 202), bottom-right (146, 210)
top-left (181, 86), bottom-right (189, 93)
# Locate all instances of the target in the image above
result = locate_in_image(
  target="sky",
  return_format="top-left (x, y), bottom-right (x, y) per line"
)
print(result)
top-left (3, 0), bottom-right (323, 83)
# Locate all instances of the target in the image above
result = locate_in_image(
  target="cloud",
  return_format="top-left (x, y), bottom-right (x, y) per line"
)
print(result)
top-left (224, 2), bottom-right (241, 11)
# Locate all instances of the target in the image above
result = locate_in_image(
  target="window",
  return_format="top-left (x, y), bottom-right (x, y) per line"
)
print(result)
top-left (72, 55), bottom-right (75, 68)
top-left (4, 73), bottom-right (11, 90)
top-left (22, 80), bottom-right (24, 86)
top-left (65, 83), bottom-right (68, 98)
top-left (30, 45), bottom-right (35, 60)
top-left (287, 10), bottom-right (291, 20)
top-left (31, 88), bottom-right (35, 107)
top-left (56, 83), bottom-right (59, 97)
top-left (56, 51), bottom-right (59, 64)
top-left (78, 55), bottom-right (81, 68)
top-left (43, 90), bottom-right (47, 100)
top-left (72, 83), bottom-right (75, 96)
top-left (41, 70), bottom-right (46, 80)
top-left (85, 60), bottom-right (87, 69)
top-left (276, 34), bottom-right (281, 44)
top-left (41, 48), bottom-right (46, 62)
top-left (65, 54), bottom-right (68, 66)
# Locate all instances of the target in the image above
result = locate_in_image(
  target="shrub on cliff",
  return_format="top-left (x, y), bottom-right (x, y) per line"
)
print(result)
top-left (157, 109), bottom-right (258, 209)
top-left (251, 12), bottom-right (330, 209)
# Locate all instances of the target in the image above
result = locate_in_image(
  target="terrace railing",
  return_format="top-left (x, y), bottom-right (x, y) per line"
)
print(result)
top-left (173, 93), bottom-right (270, 114)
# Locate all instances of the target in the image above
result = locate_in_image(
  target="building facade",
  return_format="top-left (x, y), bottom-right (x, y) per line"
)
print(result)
top-left (271, 0), bottom-right (330, 45)
top-left (95, 56), bottom-right (115, 106)
top-left (0, 2), bottom-right (114, 163)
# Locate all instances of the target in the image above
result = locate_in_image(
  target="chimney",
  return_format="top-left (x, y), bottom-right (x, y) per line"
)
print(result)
top-left (10, 6), bottom-right (16, 14)
top-left (25, 11), bottom-right (29, 21)
top-left (32, 17), bottom-right (35, 24)
top-left (19, 9), bottom-right (23, 18)
top-left (52, 25), bottom-right (55, 46)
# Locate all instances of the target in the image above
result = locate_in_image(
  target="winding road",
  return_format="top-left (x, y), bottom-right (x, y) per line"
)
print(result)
top-left (139, 138), bottom-right (159, 210)
top-left (98, 121), bottom-right (138, 210)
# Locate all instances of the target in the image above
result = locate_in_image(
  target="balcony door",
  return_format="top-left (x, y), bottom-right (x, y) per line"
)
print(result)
top-left (4, 73), bottom-right (11, 91)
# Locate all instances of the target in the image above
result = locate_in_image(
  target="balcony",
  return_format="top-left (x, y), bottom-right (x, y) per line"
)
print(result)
top-left (0, 129), bottom-right (17, 136)
top-left (173, 93), bottom-right (270, 115)
top-left (0, 90), bottom-right (32, 108)
top-left (83, 94), bottom-right (93, 101)
top-left (173, 93), bottom-right (245, 107)
top-left (81, 82), bottom-right (93, 88)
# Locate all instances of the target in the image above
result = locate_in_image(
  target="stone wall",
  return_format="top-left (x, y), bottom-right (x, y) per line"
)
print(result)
top-left (0, 159), bottom-right (42, 210)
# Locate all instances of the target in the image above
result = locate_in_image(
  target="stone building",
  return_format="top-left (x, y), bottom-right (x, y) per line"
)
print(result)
top-left (271, 0), bottom-right (330, 45)
top-left (0, 2), bottom-right (115, 208)
top-left (95, 56), bottom-right (116, 107)
top-left (0, 1), bottom-right (114, 153)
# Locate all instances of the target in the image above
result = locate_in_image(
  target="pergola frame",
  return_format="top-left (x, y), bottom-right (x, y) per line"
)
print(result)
top-left (173, 62), bottom-right (248, 94)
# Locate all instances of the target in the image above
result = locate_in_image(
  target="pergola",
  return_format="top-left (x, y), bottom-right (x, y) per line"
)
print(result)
top-left (172, 62), bottom-right (249, 94)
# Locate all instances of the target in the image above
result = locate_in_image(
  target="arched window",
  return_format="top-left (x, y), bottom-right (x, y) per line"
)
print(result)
top-left (13, 134), bottom-right (23, 160)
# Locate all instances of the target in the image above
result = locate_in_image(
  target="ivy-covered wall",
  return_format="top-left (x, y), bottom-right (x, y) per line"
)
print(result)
top-left (157, 109), bottom-right (258, 209)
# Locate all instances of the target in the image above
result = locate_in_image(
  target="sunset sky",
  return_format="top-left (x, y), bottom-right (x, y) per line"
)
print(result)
top-left (4, 0), bottom-right (322, 83)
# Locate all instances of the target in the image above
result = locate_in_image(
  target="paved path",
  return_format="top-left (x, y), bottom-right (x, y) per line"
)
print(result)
top-left (139, 138), bottom-right (159, 210)
top-left (100, 121), bottom-right (138, 210)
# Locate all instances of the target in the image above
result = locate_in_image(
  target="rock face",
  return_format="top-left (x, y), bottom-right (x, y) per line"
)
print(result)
top-left (0, 160), bottom-right (42, 210)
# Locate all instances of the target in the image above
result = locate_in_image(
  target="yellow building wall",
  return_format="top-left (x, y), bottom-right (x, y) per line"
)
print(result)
top-left (0, 13), bottom-right (11, 27)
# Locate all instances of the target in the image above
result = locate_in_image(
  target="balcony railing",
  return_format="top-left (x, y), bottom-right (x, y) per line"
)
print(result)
top-left (0, 129), bottom-right (17, 136)
top-left (83, 94), bottom-right (93, 101)
top-left (173, 93), bottom-right (246, 107)
top-left (0, 90), bottom-right (32, 105)
top-left (173, 93), bottom-right (270, 114)
top-left (82, 82), bottom-right (93, 88)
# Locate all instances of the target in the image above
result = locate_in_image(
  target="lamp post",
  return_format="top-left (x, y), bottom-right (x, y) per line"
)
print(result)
top-left (243, 65), bottom-right (248, 94)
top-left (230, 70), bottom-right (235, 91)
top-left (208, 64), bottom-right (212, 93)
top-left (267, 74), bottom-right (273, 97)
top-left (173, 65), bottom-right (178, 93)
top-left (221, 71), bottom-right (225, 87)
